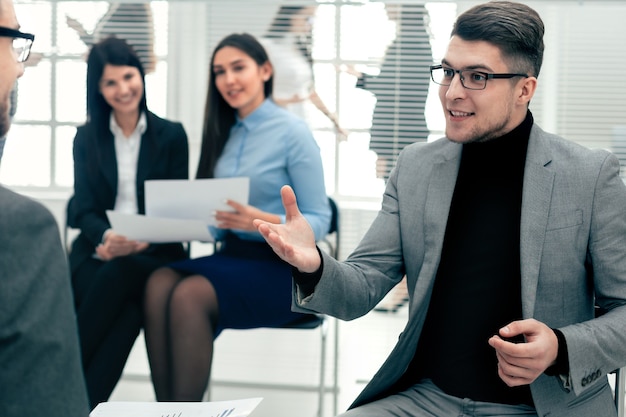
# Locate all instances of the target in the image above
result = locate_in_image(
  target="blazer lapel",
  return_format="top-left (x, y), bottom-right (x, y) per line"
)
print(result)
top-left (422, 143), bottom-right (462, 288)
top-left (520, 126), bottom-right (555, 317)
top-left (425, 145), bottom-right (460, 243)
top-left (136, 124), bottom-right (154, 189)
top-left (136, 112), bottom-right (160, 213)
top-left (97, 130), bottom-right (118, 194)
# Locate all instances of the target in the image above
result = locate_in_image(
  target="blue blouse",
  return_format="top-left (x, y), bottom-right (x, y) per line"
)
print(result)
top-left (213, 98), bottom-right (331, 242)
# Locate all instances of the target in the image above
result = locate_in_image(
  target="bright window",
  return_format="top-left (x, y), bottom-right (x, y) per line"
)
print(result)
top-left (2, 0), bottom-right (625, 199)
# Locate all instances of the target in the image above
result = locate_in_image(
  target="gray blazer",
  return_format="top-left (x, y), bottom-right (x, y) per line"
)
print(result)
top-left (294, 125), bottom-right (626, 417)
top-left (0, 186), bottom-right (90, 416)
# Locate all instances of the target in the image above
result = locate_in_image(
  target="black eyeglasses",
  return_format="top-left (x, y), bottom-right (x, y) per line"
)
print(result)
top-left (0, 26), bottom-right (35, 63)
top-left (430, 64), bottom-right (528, 90)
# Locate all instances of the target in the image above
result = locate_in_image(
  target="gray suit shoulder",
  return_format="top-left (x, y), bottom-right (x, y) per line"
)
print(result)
top-left (0, 185), bottom-right (57, 225)
top-left (0, 186), bottom-right (90, 417)
top-left (401, 135), bottom-right (458, 155)
top-left (532, 124), bottom-right (615, 164)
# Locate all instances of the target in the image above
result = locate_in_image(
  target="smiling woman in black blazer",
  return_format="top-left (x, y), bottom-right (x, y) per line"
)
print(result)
top-left (67, 36), bottom-right (189, 409)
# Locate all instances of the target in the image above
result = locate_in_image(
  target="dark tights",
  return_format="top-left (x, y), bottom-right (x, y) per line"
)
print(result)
top-left (73, 254), bottom-right (163, 408)
top-left (143, 267), bottom-right (219, 401)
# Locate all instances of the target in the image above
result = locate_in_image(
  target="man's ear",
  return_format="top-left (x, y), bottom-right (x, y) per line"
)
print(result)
top-left (518, 76), bottom-right (538, 106)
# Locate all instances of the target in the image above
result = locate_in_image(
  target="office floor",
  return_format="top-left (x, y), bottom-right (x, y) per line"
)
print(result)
top-left (109, 305), bottom-right (625, 417)
top-left (109, 303), bottom-right (410, 417)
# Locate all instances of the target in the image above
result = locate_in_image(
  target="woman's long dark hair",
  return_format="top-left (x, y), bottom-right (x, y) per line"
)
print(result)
top-left (86, 36), bottom-right (148, 130)
top-left (196, 33), bottom-right (273, 179)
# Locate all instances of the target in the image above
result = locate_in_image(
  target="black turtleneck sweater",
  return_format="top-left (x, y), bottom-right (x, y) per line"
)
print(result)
top-left (407, 112), bottom-right (534, 406)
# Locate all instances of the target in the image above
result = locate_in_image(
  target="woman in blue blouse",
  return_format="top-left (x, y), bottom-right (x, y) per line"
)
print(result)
top-left (143, 33), bottom-right (331, 401)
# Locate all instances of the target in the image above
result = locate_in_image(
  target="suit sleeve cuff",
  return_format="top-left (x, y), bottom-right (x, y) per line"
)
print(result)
top-left (545, 328), bottom-right (570, 376)
top-left (292, 246), bottom-right (324, 297)
top-left (101, 228), bottom-right (112, 245)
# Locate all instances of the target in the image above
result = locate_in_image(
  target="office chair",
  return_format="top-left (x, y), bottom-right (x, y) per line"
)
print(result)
top-left (318, 196), bottom-right (340, 260)
top-left (207, 196), bottom-right (340, 417)
top-left (63, 196), bottom-right (77, 254)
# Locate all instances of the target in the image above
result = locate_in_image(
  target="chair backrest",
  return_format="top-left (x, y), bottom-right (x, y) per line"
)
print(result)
top-left (327, 196), bottom-right (339, 236)
top-left (319, 196), bottom-right (340, 260)
top-left (64, 196), bottom-right (77, 254)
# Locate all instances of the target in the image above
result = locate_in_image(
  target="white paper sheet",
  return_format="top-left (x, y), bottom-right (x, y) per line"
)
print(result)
top-left (145, 177), bottom-right (250, 222)
top-left (106, 211), bottom-right (214, 243)
top-left (89, 397), bottom-right (262, 417)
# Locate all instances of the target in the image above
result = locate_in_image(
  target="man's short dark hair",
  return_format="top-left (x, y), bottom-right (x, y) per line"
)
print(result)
top-left (452, 1), bottom-right (545, 77)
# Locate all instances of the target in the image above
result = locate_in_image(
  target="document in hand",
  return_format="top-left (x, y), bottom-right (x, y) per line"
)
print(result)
top-left (106, 211), bottom-right (215, 243)
top-left (104, 177), bottom-right (250, 243)
top-left (145, 177), bottom-right (250, 221)
top-left (89, 397), bottom-right (262, 417)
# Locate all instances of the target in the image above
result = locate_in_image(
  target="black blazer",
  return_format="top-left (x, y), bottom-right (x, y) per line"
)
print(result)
top-left (68, 111), bottom-right (189, 273)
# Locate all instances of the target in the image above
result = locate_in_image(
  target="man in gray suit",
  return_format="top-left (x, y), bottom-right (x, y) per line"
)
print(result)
top-left (0, 0), bottom-right (90, 415)
top-left (255, 2), bottom-right (626, 416)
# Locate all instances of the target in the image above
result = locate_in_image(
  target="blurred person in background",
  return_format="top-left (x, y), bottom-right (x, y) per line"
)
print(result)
top-left (262, 5), bottom-right (346, 136)
top-left (67, 2), bottom-right (156, 73)
top-left (348, 3), bottom-right (432, 181)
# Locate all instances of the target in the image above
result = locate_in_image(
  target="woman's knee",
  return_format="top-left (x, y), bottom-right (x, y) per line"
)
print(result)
top-left (169, 275), bottom-right (218, 315)
top-left (144, 267), bottom-right (182, 309)
top-left (146, 267), bottom-right (180, 287)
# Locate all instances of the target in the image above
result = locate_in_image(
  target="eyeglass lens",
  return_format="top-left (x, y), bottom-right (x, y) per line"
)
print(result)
top-left (431, 67), bottom-right (486, 90)
top-left (13, 37), bottom-right (32, 63)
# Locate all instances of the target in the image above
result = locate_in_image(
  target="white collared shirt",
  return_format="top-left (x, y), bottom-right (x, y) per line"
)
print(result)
top-left (110, 112), bottom-right (147, 214)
